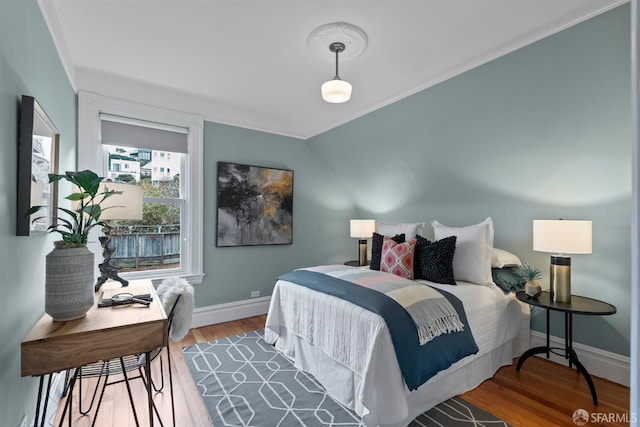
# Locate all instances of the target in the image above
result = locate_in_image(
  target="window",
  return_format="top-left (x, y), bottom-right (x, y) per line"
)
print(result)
top-left (103, 143), bottom-right (183, 273)
top-left (78, 91), bottom-right (204, 284)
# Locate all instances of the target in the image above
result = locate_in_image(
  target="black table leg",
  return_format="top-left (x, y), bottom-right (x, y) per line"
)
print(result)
top-left (568, 348), bottom-right (598, 405)
top-left (517, 307), bottom-right (552, 371)
top-left (145, 351), bottom-right (154, 427)
top-left (560, 312), bottom-right (576, 368)
top-left (546, 309), bottom-right (550, 358)
top-left (33, 374), bottom-right (55, 427)
top-left (516, 346), bottom-right (550, 371)
top-left (34, 376), bottom-right (44, 427)
top-left (57, 368), bottom-right (78, 427)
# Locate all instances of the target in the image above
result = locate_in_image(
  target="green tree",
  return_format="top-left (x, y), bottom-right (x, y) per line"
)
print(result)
top-left (115, 174), bottom-right (135, 183)
top-left (138, 177), bottom-right (180, 226)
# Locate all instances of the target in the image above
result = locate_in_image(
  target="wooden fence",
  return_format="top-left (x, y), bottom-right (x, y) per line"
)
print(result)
top-left (110, 226), bottom-right (180, 270)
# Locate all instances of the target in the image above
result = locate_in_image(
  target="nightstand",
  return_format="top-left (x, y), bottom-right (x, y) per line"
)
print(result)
top-left (515, 291), bottom-right (616, 405)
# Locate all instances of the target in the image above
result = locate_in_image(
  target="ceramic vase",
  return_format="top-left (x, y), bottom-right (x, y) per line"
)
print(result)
top-left (45, 244), bottom-right (94, 321)
top-left (524, 280), bottom-right (542, 299)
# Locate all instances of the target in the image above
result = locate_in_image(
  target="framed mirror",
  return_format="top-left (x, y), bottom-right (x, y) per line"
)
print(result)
top-left (17, 95), bottom-right (60, 236)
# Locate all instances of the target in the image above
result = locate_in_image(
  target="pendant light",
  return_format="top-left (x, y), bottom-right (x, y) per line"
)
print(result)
top-left (321, 42), bottom-right (352, 103)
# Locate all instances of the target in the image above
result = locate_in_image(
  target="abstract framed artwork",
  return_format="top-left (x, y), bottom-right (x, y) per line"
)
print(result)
top-left (216, 161), bottom-right (293, 247)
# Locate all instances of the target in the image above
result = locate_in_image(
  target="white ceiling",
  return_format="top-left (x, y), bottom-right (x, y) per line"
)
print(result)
top-left (38, 0), bottom-right (624, 140)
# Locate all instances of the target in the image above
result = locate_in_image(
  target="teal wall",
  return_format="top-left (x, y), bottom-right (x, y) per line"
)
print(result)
top-left (308, 5), bottom-right (631, 356)
top-left (0, 1), bottom-right (77, 425)
top-left (200, 122), bottom-right (354, 304)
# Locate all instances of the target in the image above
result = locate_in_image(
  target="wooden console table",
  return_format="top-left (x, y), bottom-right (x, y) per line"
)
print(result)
top-left (22, 279), bottom-right (168, 426)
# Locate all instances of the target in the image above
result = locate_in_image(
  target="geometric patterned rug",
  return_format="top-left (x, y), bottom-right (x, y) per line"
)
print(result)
top-left (182, 330), bottom-right (509, 426)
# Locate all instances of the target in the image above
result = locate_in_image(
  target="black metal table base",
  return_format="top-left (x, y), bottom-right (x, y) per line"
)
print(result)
top-left (514, 291), bottom-right (617, 408)
top-left (31, 350), bottom-right (156, 426)
top-left (516, 345), bottom-right (598, 405)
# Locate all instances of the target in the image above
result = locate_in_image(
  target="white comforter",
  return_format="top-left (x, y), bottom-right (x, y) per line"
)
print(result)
top-left (264, 267), bottom-right (529, 426)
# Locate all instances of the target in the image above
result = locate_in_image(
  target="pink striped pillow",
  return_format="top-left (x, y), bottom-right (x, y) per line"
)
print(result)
top-left (380, 237), bottom-right (416, 279)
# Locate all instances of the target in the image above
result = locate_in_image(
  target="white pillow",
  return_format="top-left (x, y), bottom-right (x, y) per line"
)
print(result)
top-left (377, 222), bottom-right (425, 240)
top-left (431, 218), bottom-right (494, 285)
top-left (491, 248), bottom-right (522, 268)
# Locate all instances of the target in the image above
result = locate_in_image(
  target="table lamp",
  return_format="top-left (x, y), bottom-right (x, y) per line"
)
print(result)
top-left (532, 219), bottom-right (592, 303)
top-left (350, 219), bottom-right (376, 266)
top-left (95, 182), bottom-right (143, 291)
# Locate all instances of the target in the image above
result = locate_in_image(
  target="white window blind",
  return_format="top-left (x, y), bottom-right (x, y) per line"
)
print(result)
top-left (100, 114), bottom-right (188, 153)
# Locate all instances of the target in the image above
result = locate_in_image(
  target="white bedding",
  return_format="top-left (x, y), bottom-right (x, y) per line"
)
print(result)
top-left (264, 266), bottom-right (530, 426)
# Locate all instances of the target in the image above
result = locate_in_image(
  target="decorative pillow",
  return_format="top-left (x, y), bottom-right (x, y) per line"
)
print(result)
top-left (370, 232), bottom-right (405, 270)
top-left (377, 222), bottom-right (425, 240)
top-left (492, 266), bottom-right (526, 293)
top-left (380, 237), bottom-right (416, 279)
top-left (492, 248), bottom-right (522, 268)
top-left (431, 217), bottom-right (494, 285)
top-left (414, 235), bottom-right (457, 285)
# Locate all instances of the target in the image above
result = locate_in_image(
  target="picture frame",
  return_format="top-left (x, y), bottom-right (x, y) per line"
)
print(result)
top-left (17, 95), bottom-right (60, 236)
top-left (216, 161), bottom-right (293, 247)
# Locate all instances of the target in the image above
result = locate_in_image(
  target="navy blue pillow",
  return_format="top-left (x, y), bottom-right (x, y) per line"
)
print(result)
top-left (370, 233), bottom-right (405, 270)
top-left (414, 235), bottom-right (457, 285)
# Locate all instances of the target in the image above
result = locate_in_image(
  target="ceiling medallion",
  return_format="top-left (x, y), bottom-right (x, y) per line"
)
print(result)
top-left (307, 22), bottom-right (368, 61)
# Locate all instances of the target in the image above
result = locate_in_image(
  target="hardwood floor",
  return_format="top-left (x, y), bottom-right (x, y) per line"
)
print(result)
top-left (55, 314), bottom-right (630, 426)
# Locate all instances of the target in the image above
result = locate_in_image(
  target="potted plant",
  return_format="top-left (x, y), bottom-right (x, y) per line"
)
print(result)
top-left (521, 263), bottom-right (542, 299)
top-left (28, 170), bottom-right (121, 321)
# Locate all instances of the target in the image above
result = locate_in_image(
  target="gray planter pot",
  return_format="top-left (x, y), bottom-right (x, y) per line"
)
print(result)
top-left (45, 245), bottom-right (95, 321)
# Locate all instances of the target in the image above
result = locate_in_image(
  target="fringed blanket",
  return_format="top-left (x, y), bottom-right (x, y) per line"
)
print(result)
top-left (277, 265), bottom-right (478, 390)
top-left (305, 265), bottom-right (464, 345)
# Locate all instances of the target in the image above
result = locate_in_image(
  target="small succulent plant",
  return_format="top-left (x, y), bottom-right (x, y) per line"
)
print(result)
top-left (521, 263), bottom-right (542, 282)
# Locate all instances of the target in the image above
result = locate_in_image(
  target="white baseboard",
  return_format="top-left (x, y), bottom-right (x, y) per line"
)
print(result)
top-left (191, 296), bottom-right (271, 328)
top-left (530, 331), bottom-right (630, 387)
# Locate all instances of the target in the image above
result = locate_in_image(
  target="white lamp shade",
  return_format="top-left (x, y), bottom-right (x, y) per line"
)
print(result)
top-left (533, 220), bottom-right (592, 254)
top-left (350, 219), bottom-right (375, 239)
top-left (98, 182), bottom-right (143, 221)
top-left (322, 79), bottom-right (352, 103)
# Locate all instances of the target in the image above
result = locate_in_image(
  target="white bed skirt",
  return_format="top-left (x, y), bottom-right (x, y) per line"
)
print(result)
top-left (271, 322), bottom-right (528, 427)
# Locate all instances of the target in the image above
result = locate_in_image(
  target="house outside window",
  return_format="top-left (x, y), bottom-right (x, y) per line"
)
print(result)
top-left (107, 156), bottom-right (141, 182)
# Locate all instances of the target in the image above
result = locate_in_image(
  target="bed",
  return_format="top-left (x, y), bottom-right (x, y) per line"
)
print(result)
top-left (264, 265), bottom-right (529, 427)
top-left (265, 219), bottom-right (530, 426)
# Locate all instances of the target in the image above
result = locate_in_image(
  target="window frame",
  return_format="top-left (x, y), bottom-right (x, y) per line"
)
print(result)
top-left (78, 91), bottom-right (204, 285)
